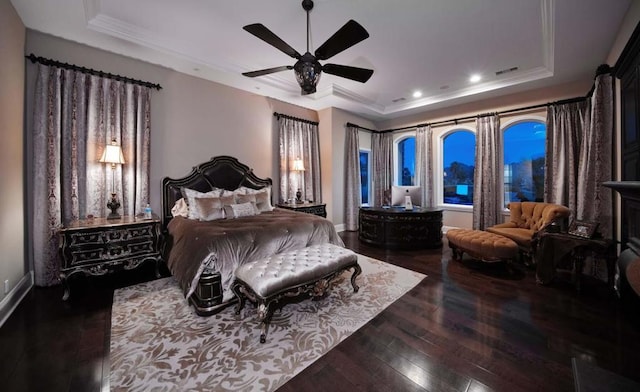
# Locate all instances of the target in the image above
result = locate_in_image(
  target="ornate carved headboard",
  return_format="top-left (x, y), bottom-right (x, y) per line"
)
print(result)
top-left (161, 156), bottom-right (272, 229)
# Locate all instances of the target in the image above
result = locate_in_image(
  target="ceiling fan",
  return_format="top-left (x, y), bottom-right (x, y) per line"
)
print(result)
top-left (242, 0), bottom-right (374, 95)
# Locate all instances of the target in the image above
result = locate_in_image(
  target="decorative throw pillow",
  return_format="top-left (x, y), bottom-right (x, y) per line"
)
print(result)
top-left (192, 197), bottom-right (225, 221)
top-left (219, 190), bottom-right (238, 206)
top-left (181, 188), bottom-right (223, 220)
top-left (171, 198), bottom-right (189, 218)
top-left (223, 202), bottom-right (260, 219)
top-left (236, 186), bottom-right (275, 211)
top-left (237, 190), bottom-right (272, 212)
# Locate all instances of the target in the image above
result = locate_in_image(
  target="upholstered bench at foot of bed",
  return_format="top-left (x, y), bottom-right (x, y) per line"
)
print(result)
top-left (446, 229), bottom-right (519, 263)
top-left (231, 243), bottom-right (361, 343)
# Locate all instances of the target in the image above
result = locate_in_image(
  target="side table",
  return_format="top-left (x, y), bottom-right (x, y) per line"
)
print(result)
top-left (535, 232), bottom-right (617, 291)
top-left (277, 202), bottom-right (327, 218)
top-left (59, 214), bottom-right (163, 300)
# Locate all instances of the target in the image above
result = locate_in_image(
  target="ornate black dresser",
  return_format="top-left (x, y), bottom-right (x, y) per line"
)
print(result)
top-left (59, 215), bottom-right (162, 300)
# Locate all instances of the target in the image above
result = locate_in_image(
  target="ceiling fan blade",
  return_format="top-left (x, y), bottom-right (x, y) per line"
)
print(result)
top-left (243, 24), bottom-right (301, 59)
top-left (314, 20), bottom-right (369, 61)
top-left (242, 66), bottom-right (293, 78)
top-left (322, 64), bottom-right (373, 83)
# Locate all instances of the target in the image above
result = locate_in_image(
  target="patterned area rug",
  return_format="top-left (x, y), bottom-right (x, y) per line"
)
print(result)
top-left (109, 254), bottom-right (425, 391)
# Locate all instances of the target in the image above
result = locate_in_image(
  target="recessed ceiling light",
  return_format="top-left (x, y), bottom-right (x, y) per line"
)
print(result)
top-left (412, 90), bottom-right (423, 98)
top-left (469, 74), bottom-right (482, 83)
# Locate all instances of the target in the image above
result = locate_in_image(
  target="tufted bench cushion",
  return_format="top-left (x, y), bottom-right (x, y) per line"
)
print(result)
top-left (232, 243), bottom-right (361, 343)
top-left (446, 228), bottom-right (519, 263)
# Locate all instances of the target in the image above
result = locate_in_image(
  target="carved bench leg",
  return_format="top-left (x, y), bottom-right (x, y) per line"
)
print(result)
top-left (350, 263), bottom-right (362, 293)
top-left (257, 301), bottom-right (274, 344)
top-left (231, 282), bottom-right (246, 315)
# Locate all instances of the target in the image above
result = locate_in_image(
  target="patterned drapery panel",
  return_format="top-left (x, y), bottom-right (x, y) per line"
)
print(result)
top-left (544, 102), bottom-right (587, 215)
top-left (472, 114), bottom-right (502, 230)
top-left (32, 64), bottom-right (152, 286)
top-left (344, 125), bottom-right (361, 231)
top-left (277, 117), bottom-right (321, 203)
top-left (371, 132), bottom-right (393, 207)
top-left (545, 72), bottom-right (613, 238)
top-left (415, 125), bottom-right (434, 207)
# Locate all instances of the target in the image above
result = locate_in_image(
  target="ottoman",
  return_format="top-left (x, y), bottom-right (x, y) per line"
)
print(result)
top-left (232, 243), bottom-right (362, 343)
top-left (446, 228), bottom-right (518, 263)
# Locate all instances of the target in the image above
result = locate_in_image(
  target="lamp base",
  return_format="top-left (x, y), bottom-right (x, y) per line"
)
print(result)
top-left (295, 189), bottom-right (303, 203)
top-left (107, 193), bottom-right (122, 220)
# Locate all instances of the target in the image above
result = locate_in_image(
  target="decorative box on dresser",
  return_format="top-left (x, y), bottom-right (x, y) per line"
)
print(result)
top-left (277, 202), bottom-right (327, 218)
top-left (58, 215), bottom-right (163, 300)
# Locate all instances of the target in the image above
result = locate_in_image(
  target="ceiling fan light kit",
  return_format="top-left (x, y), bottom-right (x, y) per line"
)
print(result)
top-left (242, 0), bottom-right (374, 95)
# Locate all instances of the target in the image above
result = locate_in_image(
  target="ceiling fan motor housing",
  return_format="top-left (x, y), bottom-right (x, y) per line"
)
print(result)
top-left (294, 52), bottom-right (322, 95)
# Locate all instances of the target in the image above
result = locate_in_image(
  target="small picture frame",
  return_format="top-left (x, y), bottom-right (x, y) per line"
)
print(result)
top-left (568, 220), bottom-right (598, 238)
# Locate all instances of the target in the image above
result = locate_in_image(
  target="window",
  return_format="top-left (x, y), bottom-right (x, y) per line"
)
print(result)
top-left (503, 121), bottom-right (545, 205)
top-left (359, 150), bottom-right (370, 205)
top-left (442, 130), bottom-right (475, 205)
top-left (397, 136), bottom-right (415, 185)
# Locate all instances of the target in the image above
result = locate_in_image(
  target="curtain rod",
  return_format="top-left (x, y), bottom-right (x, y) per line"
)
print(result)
top-left (346, 122), bottom-right (376, 132)
top-left (377, 96), bottom-right (588, 133)
top-left (273, 112), bottom-right (319, 125)
top-left (351, 65), bottom-right (612, 134)
top-left (26, 54), bottom-right (162, 90)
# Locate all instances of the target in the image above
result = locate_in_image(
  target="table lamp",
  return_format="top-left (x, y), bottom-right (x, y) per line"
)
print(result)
top-left (99, 140), bottom-right (125, 219)
top-left (292, 158), bottom-right (305, 203)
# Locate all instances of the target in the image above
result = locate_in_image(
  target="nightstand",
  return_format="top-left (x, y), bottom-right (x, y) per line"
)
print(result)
top-left (59, 215), bottom-right (163, 300)
top-left (277, 202), bottom-right (327, 218)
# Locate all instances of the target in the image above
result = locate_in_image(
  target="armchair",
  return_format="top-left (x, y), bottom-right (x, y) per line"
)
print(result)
top-left (486, 202), bottom-right (571, 264)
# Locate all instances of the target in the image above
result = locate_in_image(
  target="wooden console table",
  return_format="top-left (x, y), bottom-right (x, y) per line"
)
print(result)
top-left (358, 206), bottom-right (443, 250)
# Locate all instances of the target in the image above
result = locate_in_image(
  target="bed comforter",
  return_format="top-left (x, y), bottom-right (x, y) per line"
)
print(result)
top-left (166, 208), bottom-right (344, 302)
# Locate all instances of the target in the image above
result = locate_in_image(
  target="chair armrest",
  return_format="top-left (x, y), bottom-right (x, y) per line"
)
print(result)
top-left (490, 222), bottom-right (518, 229)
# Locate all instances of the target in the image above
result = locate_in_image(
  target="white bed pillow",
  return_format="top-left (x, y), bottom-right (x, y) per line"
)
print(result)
top-left (171, 198), bottom-right (189, 218)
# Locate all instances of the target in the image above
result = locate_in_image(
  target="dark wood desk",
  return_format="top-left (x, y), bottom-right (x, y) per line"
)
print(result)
top-left (358, 206), bottom-right (443, 250)
top-left (535, 232), bottom-right (616, 291)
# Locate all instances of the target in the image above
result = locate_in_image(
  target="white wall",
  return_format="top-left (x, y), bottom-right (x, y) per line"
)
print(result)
top-left (318, 107), bottom-right (376, 229)
top-left (0, 0), bottom-right (27, 321)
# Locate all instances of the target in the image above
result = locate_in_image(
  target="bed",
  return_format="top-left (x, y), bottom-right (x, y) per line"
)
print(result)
top-left (161, 155), bottom-right (344, 315)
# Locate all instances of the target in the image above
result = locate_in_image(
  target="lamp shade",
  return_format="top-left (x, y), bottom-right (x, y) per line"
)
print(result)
top-left (292, 159), bottom-right (305, 171)
top-left (99, 142), bottom-right (125, 165)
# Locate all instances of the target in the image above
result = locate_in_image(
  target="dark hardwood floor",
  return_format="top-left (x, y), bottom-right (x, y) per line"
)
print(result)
top-left (2, 231), bottom-right (640, 391)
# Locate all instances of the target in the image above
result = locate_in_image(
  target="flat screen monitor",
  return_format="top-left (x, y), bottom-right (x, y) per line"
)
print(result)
top-left (391, 185), bottom-right (422, 207)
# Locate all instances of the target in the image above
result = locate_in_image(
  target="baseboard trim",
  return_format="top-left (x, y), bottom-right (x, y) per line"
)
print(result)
top-left (334, 223), bottom-right (345, 233)
top-left (0, 271), bottom-right (34, 328)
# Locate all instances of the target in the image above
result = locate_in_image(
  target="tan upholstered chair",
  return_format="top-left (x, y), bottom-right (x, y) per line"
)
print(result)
top-left (486, 202), bottom-right (571, 263)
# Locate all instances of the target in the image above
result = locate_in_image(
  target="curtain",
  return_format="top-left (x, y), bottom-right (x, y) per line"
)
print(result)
top-left (545, 71), bottom-right (613, 238)
top-left (473, 114), bottom-right (501, 230)
top-left (278, 117), bottom-right (321, 203)
top-left (32, 64), bottom-right (152, 287)
top-left (371, 132), bottom-right (393, 207)
top-left (415, 125), bottom-right (434, 207)
top-left (344, 125), bottom-right (361, 231)
top-left (544, 102), bottom-right (587, 214)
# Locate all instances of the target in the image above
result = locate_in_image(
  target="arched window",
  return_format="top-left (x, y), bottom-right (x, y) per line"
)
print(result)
top-left (503, 121), bottom-right (546, 205)
top-left (442, 130), bottom-right (475, 205)
top-left (397, 136), bottom-right (415, 185)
